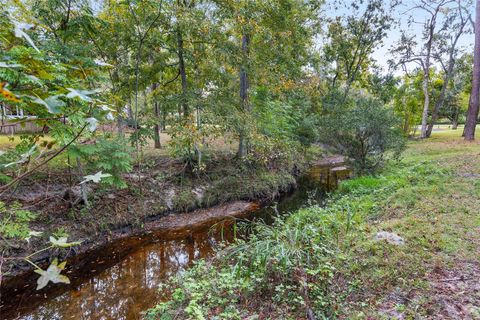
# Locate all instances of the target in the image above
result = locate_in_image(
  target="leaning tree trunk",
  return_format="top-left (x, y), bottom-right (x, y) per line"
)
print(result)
top-left (464, 0), bottom-right (480, 141)
top-left (237, 32), bottom-right (250, 158)
top-left (420, 19), bottom-right (435, 139)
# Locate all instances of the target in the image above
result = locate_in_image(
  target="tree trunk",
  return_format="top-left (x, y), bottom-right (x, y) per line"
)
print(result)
top-left (452, 115), bottom-right (459, 130)
top-left (420, 16), bottom-right (436, 139)
top-left (177, 28), bottom-right (188, 118)
top-left (142, 89), bottom-right (147, 111)
top-left (426, 73), bottom-right (451, 137)
top-left (403, 113), bottom-right (410, 135)
top-left (420, 71), bottom-right (430, 138)
top-left (76, 157), bottom-right (89, 207)
top-left (420, 62), bottom-right (431, 138)
top-left (162, 108), bottom-right (167, 131)
top-left (154, 102), bottom-right (161, 148)
top-left (127, 96), bottom-right (133, 122)
top-left (464, 0), bottom-right (480, 141)
top-left (427, 11), bottom-right (467, 138)
top-left (152, 83), bottom-right (161, 149)
top-left (237, 33), bottom-right (250, 158)
top-left (116, 101), bottom-right (124, 137)
top-left (196, 106), bottom-right (201, 129)
top-left (134, 41), bottom-right (143, 153)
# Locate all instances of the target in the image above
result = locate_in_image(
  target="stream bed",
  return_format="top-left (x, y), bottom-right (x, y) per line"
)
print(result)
top-left (1, 162), bottom-right (349, 320)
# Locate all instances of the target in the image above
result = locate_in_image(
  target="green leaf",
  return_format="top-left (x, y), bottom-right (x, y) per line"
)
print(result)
top-left (0, 62), bottom-right (22, 68)
top-left (94, 59), bottom-right (113, 67)
top-left (12, 20), bottom-right (40, 52)
top-left (26, 75), bottom-right (41, 83)
top-left (49, 236), bottom-right (82, 248)
top-left (66, 88), bottom-right (98, 102)
top-left (85, 117), bottom-right (98, 132)
top-left (34, 258), bottom-right (70, 290)
top-left (80, 171), bottom-right (112, 184)
top-left (3, 145), bottom-right (37, 168)
top-left (44, 95), bottom-right (66, 113)
top-left (25, 230), bottom-right (43, 242)
top-left (31, 96), bottom-right (65, 114)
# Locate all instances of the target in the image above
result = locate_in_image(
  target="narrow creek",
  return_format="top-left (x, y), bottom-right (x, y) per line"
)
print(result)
top-left (1, 162), bottom-right (349, 320)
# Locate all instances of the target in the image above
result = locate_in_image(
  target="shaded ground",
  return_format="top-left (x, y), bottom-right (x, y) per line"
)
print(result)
top-left (427, 261), bottom-right (480, 319)
top-left (0, 135), bottom-right (329, 286)
top-left (379, 261), bottom-right (480, 320)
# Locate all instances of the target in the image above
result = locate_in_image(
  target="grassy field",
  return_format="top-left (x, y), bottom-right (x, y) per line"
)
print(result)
top-left (340, 127), bottom-right (480, 318)
top-left (147, 128), bottom-right (480, 319)
top-left (0, 134), bottom-right (26, 149)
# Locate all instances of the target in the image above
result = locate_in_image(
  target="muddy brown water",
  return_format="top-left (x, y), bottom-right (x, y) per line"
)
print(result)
top-left (1, 163), bottom-right (349, 320)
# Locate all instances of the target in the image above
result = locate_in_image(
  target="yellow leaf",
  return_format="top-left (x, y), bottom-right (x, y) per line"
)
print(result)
top-left (0, 82), bottom-right (21, 103)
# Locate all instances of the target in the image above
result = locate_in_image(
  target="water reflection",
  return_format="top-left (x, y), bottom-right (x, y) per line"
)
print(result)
top-left (10, 229), bottom-right (231, 320)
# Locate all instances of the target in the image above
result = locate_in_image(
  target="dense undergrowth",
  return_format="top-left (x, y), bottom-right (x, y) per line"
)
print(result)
top-left (146, 135), bottom-right (479, 319)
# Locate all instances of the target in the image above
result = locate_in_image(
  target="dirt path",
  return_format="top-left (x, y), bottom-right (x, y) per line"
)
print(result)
top-left (426, 261), bottom-right (480, 319)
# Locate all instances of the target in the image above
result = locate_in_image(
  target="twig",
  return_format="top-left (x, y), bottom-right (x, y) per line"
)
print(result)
top-left (439, 276), bottom-right (472, 282)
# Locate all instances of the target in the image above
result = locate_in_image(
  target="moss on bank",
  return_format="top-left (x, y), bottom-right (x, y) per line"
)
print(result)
top-left (146, 133), bottom-right (480, 319)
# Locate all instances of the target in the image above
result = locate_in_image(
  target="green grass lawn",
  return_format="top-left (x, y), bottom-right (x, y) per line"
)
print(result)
top-left (339, 130), bottom-right (480, 318)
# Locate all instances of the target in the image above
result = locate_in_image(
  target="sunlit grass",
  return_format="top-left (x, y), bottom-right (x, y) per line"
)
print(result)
top-left (0, 135), bottom-right (22, 149)
top-left (0, 134), bottom-right (56, 150)
top-left (341, 127), bottom-right (480, 317)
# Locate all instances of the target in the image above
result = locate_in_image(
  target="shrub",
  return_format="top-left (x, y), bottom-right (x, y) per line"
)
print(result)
top-left (319, 95), bottom-right (406, 174)
top-left (244, 133), bottom-right (299, 171)
top-left (253, 96), bottom-right (319, 150)
top-left (70, 136), bottom-right (133, 188)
